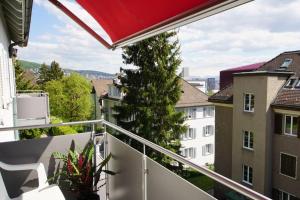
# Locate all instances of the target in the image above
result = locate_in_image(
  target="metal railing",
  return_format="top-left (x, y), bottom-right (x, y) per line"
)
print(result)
top-left (0, 119), bottom-right (271, 200)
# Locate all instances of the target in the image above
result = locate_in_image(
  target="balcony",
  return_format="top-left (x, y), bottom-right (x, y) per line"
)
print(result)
top-left (15, 91), bottom-right (50, 126)
top-left (0, 120), bottom-right (271, 200)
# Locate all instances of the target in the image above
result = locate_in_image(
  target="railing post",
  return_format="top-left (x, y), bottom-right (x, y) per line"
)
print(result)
top-left (143, 144), bottom-right (148, 200)
top-left (104, 124), bottom-right (109, 200)
top-left (92, 123), bottom-right (97, 192)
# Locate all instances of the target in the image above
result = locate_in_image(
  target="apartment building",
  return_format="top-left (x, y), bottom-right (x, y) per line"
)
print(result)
top-left (177, 79), bottom-right (215, 166)
top-left (100, 78), bottom-right (215, 166)
top-left (209, 51), bottom-right (300, 200)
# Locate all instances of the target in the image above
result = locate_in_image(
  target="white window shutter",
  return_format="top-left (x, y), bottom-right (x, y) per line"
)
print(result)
top-left (193, 148), bottom-right (196, 158)
top-left (202, 146), bottom-right (205, 156)
top-left (203, 127), bottom-right (206, 137)
top-left (193, 128), bottom-right (196, 139)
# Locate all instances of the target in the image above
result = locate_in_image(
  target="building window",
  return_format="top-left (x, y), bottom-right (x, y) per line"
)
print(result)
top-left (203, 125), bottom-right (214, 137)
top-left (279, 190), bottom-right (296, 200)
top-left (182, 128), bottom-right (196, 140)
top-left (243, 165), bottom-right (253, 185)
top-left (280, 58), bottom-right (293, 69)
top-left (280, 153), bottom-right (297, 179)
top-left (204, 106), bottom-right (214, 117)
top-left (244, 93), bottom-right (254, 112)
top-left (284, 115), bottom-right (298, 136)
top-left (185, 108), bottom-right (196, 119)
top-left (285, 79), bottom-right (297, 88)
top-left (181, 147), bottom-right (196, 159)
top-left (243, 131), bottom-right (253, 150)
top-left (202, 144), bottom-right (213, 156)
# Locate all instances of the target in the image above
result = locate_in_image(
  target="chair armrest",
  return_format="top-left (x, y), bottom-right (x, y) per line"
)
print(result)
top-left (0, 161), bottom-right (49, 189)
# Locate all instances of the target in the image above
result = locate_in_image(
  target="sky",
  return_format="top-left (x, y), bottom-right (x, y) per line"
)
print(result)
top-left (18, 0), bottom-right (300, 77)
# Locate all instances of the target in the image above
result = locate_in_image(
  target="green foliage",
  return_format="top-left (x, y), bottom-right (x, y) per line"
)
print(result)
top-left (19, 128), bottom-right (44, 139)
top-left (114, 32), bottom-right (187, 165)
top-left (49, 141), bottom-right (115, 196)
top-left (38, 61), bottom-right (64, 86)
top-left (49, 61), bottom-right (64, 80)
top-left (18, 60), bottom-right (42, 70)
top-left (49, 116), bottom-right (77, 136)
top-left (14, 60), bottom-right (37, 90)
top-left (45, 73), bottom-right (92, 122)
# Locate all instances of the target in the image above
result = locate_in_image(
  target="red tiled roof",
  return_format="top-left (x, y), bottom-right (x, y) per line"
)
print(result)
top-left (222, 62), bottom-right (265, 72)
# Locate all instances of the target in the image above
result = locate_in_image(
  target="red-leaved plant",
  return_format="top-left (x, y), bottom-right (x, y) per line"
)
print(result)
top-left (49, 140), bottom-right (114, 199)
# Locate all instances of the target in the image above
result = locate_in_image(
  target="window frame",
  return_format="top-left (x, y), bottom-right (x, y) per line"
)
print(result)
top-left (204, 106), bottom-right (214, 118)
top-left (283, 115), bottom-right (298, 137)
top-left (181, 147), bottom-right (196, 159)
top-left (284, 79), bottom-right (297, 88)
top-left (182, 128), bottom-right (196, 140)
top-left (202, 144), bottom-right (214, 156)
top-left (203, 125), bottom-right (214, 137)
top-left (242, 165), bottom-right (253, 185)
top-left (244, 93), bottom-right (255, 112)
top-left (185, 107), bottom-right (197, 119)
top-left (280, 58), bottom-right (293, 69)
top-left (278, 189), bottom-right (296, 200)
top-left (243, 131), bottom-right (254, 150)
top-left (280, 152), bottom-right (297, 179)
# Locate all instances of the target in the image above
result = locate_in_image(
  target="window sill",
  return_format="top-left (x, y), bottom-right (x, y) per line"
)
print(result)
top-left (242, 147), bottom-right (254, 151)
top-left (279, 172), bottom-right (297, 180)
top-left (203, 153), bottom-right (213, 156)
top-left (243, 110), bottom-right (254, 113)
top-left (181, 138), bottom-right (195, 141)
top-left (242, 180), bottom-right (253, 187)
top-left (283, 133), bottom-right (298, 137)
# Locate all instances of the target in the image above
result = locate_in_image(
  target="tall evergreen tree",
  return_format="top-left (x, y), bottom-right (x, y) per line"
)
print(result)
top-left (114, 32), bottom-right (187, 165)
top-left (37, 61), bottom-right (63, 87)
top-left (49, 61), bottom-right (64, 80)
top-left (37, 63), bottom-right (50, 86)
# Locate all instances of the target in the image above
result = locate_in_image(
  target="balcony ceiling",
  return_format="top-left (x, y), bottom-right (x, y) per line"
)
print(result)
top-left (52, 0), bottom-right (252, 49)
top-left (0, 0), bottom-right (33, 47)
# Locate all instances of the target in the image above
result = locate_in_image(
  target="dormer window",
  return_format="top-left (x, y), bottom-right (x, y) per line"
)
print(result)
top-left (285, 79), bottom-right (297, 88)
top-left (280, 58), bottom-right (293, 69)
top-left (295, 80), bottom-right (300, 88)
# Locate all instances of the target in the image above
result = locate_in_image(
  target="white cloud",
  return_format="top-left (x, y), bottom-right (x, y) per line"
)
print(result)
top-left (19, 0), bottom-right (300, 76)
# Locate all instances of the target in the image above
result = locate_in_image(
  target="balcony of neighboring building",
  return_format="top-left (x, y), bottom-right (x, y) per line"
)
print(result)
top-left (15, 91), bottom-right (50, 126)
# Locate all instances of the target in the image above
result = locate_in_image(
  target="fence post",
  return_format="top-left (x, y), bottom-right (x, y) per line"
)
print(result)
top-left (143, 144), bottom-right (148, 200)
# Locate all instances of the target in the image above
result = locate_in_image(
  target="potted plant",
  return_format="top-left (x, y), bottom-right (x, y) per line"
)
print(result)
top-left (49, 140), bottom-right (115, 200)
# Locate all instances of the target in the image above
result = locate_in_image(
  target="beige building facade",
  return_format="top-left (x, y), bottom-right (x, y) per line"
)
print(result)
top-left (210, 51), bottom-right (300, 200)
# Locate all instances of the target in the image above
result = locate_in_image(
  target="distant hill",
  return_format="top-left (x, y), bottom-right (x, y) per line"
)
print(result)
top-left (18, 60), bottom-right (114, 80)
top-left (19, 60), bottom-right (42, 70)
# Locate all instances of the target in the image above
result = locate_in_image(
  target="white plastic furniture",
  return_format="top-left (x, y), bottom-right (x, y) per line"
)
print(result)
top-left (0, 161), bottom-right (65, 200)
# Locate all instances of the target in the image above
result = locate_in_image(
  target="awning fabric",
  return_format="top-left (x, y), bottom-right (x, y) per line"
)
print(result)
top-left (51, 0), bottom-right (251, 49)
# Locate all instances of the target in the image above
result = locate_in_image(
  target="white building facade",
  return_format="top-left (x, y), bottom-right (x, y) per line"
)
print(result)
top-left (0, 10), bottom-right (18, 142)
top-left (178, 105), bottom-right (215, 166)
top-left (0, 0), bottom-right (43, 142)
top-left (101, 78), bottom-right (215, 167)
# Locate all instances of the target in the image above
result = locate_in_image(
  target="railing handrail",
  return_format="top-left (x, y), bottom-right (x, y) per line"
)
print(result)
top-left (0, 119), bottom-right (271, 200)
top-left (0, 119), bottom-right (103, 131)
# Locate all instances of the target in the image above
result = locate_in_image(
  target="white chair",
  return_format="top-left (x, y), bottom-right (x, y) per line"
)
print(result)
top-left (0, 161), bottom-right (65, 200)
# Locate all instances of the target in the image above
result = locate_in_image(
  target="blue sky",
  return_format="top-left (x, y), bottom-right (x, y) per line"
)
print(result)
top-left (18, 0), bottom-right (300, 77)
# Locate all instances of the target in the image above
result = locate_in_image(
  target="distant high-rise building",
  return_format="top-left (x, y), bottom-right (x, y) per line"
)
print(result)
top-left (207, 78), bottom-right (216, 91)
top-left (181, 67), bottom-right (189, 78)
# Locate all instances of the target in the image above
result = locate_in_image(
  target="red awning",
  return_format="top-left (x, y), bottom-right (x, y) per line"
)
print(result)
top-left (50, 0), bottom-right (251, 49)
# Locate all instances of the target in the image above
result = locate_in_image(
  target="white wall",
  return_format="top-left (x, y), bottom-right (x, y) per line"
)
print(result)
top-left (0, 13), bottom-right (17, 142)
top-left (180, 106), bottom-right (215, 166)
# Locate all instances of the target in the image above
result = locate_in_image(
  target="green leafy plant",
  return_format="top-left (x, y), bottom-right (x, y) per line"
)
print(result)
top-left (49, 141), bottom-right (115, 199)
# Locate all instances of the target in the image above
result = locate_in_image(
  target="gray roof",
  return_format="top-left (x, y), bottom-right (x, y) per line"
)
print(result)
top-left (176, 78), bottom-right (211, 108)
top-left (0, 0), bottom-right (33, 46)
